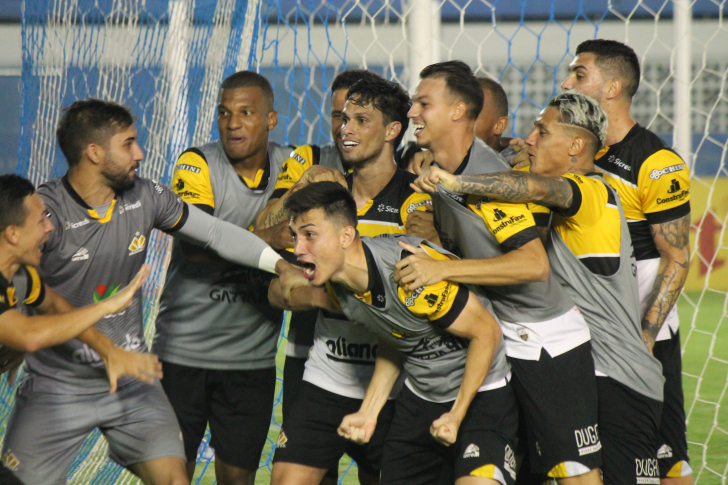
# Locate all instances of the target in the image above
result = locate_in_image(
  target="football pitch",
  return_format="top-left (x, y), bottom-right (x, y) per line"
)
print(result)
top-left (192, 291), bottom-right (728, 485)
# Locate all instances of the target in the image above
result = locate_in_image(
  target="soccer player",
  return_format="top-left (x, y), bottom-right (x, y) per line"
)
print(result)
top-left (269, 77), bottom-right (433, 485)
top-left (270, 181), bottom-right (518, 485)
top-left (414, 93), bottom-right (666, 485)
top-left (398, 61), bottom-right (602, 484)
top-left (474, 77), bottom-right (510, 152)
top-left (153, 71), bottom-right (293, 485)
top-left (561, 39), bottom-right (692, 484)
top-left (2, 98), bottom-right (297, 485)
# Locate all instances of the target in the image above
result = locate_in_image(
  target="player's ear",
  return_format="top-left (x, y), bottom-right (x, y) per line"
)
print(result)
top-left (267, 110), bottom-right (278, 131)
top-left (494, 117), bottom-right (508, 136)
top-left (3, 224), bottom-right (21, 246)
top-left (604, 77), bottom-right (622, 101)
top-left (451, 101), bottom-right (467, 122)
top-left (385, 121), bottom-right (402, 144)
top-left (85, 143), bottom-right (104, 166)
top-left (340, 225), bottom-right (357, 249)
top-left (568, 135), bottom-right (586, 157)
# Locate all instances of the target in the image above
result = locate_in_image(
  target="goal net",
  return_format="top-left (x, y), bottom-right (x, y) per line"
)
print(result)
top-left (4, 0), bottom-right (728, 483)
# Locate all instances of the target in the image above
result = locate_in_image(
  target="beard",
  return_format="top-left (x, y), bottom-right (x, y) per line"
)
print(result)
top-left (101, 162), bottom-right (136, 192)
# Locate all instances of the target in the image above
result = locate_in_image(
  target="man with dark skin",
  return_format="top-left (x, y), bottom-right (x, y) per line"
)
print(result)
top-left (474, 77), bottom-right (510, 152)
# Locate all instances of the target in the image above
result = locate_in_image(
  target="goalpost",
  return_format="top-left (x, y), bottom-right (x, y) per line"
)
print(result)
top-left (3, 1), bottom-right (727, 483)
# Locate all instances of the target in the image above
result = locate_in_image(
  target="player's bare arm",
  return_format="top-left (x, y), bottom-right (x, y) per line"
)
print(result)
top-left (0, 266), bottom-right (149, 354)
top-left (394, 239), bottom-right (548, 291)
top-left (413, 166), bottom-right (574, 210)
top-left (338, 340), bottom-right (402, 444)
top-left (431, 291), bottom-right (501, 446)
top-left (641, 213), bottom-right (691, 351)
top-left (268, 276), bottom-right (337, 313)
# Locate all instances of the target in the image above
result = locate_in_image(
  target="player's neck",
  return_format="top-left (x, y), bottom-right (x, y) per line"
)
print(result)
top-left (67, 168), bottom-right (116, 207)
top-left (429, 129), bottom-right (474, 174)
top-left (351, 153), bottom-right (397, 209)
top-left (228, 145), bottom-right (268, 181)
top-left (604, 101), bottom-right (636, 147)
top-left (333, 239), bottom-right (369, 294)
top-left (0, 248), bottom-right (20, 284)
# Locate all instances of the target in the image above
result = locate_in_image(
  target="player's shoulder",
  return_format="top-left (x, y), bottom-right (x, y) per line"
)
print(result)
top-left (36, 177), bottom-right (64, 206)
top-left (623, 125), bottom-right (682, 170)
top-left (268, 141), bottom-right (296, 167)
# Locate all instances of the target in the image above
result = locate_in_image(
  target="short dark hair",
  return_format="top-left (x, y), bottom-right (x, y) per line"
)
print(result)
top-left (220, 71), bottom-right (275, 111)
top-left (0, 174), bottom-right (35, 233)
top-left (56, 99), bottom-right (134, 167)
top-left (284, 181), bottom-right (357, 229)
top-left (477, 77), bottom-right (508, 118)
top-left (331, 69), bottom-right (380, 94)
top-left (420, 61), bottom-right (484, 120)
top-left (575, 39), bottom-right (641, 98)
top-left (346, 77), bottom-right (412, 148)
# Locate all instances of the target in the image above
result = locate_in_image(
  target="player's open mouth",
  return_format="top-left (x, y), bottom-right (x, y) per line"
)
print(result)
top-left (342, 141), bottom-right (359, 149)
top-left (413, 123), bottom-right (425, 136)
top-left (301, 262), bottom-right (316, 281)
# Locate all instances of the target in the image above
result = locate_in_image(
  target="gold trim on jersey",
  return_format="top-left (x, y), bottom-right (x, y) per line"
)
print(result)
top-left (24, 266), bottom-right (43, 305)
top-left (242, 168), bottom-right (265, 189)
top-left (87, 199), bottom-right (117, 223)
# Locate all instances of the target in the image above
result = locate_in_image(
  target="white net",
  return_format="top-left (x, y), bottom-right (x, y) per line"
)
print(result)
top-left (4, 0), bottom-right (727, 484)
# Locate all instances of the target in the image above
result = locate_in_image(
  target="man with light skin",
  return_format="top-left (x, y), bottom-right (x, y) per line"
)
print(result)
top-left (0, 174), bottom-right (150, 485)
top-left (2, 99), bottom-right (298, 485)
top-left (270, 181), bottom-right (518, 485)
top-left (413, 93), bottom-right (666, 485)
top-left (399, 62), bottom-right (602, 485)
top-left (560, 39), bottom-right (692, 484)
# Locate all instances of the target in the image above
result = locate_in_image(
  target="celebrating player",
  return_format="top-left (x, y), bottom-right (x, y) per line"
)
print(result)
top-left (474, 77), bottom-right (510, 153)
top-left (271, 181), bottom-right (518, 485)
top-left (269, 76), bottom-right (433, 485)
top-left (2, 98), bottom-right (296, 485)
top-left (399, 61), bottom-right (602, 484)
top-left (561, 39), bottom-right (692, 483)
top-left (413, 92), bottom-right (665, 485)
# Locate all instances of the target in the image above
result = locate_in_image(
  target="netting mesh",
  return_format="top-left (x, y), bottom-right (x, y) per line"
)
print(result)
top-left (3, 0), bottom-right (728, 484)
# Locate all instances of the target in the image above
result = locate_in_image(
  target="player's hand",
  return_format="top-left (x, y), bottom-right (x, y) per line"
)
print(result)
top-left (430, 412), bottom-right (461, 446)
top-left (509, 137), bottom-right (531, 170)
top-left (404, 209), bottom-right (438, 242)
top-left (276, 262), bottom-right (310, 305)
top-left (394, 242), bottom-right (442, 291)
top-left (410, 150), bottom-right (435, 176)
top-left (642, 330), bottom-right (656, 355)
top-left (102, 265), bottom-right (150, 316)
top-left (294, 165), bottom-right (348, 191)
top-left (102, 347), bottom-right (162, 394)
top-left (0, 347), bottom-right (25, 385)
top-left (411, 166), bottom-right (460, 194)
top-left (338, 411), bottom-right (377, 445)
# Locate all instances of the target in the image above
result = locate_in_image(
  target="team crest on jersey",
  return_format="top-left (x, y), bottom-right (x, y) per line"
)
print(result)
top-left (128, 232), bottom-right (146, 255)
top-left (517, 327), bottom-right (529, 341)
top-left (2, 450), bottom-right (20, 470)
top-left (463, 444), bottom-right (480, 458)
top-left (276, 431), bottom-right (288, 448)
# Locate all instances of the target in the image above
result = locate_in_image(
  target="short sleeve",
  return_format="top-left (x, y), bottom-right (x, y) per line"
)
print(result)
top-left (467, 196), bottom-right (538, 251)
top-left (553, 173), bottom-right (608, 230)
top-left (399, 192), bottom-right (433, 225)
top-left (637, 149), bottom-right (691, 224)
top-left (397, 245), bottom-right (468, 328)
top-left (171, 150), bottom-right (215, 210)
top-left (22, 266), bottom-right (46, 308)
top-left (148, 179), bottom-right (187, 232)
top-left (272, 145), bottom-right (318, 198)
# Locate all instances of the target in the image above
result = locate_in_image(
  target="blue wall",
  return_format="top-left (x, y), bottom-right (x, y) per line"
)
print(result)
top-left (0, 76), bottom-right (20, 175)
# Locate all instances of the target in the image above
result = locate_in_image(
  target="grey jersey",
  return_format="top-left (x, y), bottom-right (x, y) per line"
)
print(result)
top-left (153, 141), bottom-right (289, 369)
top-left (432, 138), bottom-right (574, 323)
top-left (28, 176), bottom-right (186, 394)
top-left (330, 235), bottom-right (510, 403)
top-left (548, 173), bottom-right (664, 401)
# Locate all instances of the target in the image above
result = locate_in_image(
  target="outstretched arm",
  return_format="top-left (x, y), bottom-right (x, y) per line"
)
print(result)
top-left (641, 213), bottom-right (691, 351)
top-left (412, 166), bottom-right (575, 210)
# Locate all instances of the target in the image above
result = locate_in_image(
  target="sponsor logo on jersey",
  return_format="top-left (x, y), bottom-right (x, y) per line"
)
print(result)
top-left (656, 189), bottom-right (689, 205)
top-left (72, 247), bottom-right (89, 261)
top-left (153, 180), bottom-right (165, 194)
top-left (378, 204), bottom-right (399, 214)
top-left (376, 294), bottom-right (385, 303)
top-left (667, 179), bottom-right (682, 194)
top-left (411, 333), bottom-right (467, 360)
top-left (463, 444), bottom-right (480, 458)
top-left (635, 458), bottom-right (660, 483)
top-left (424, 293), bottom-right (438, 307)
top-left (405, 286), bottom-right (424, 306)
top-left (493, 208), bottom-right (507, 221)
top-left (276, 431), bottom-right (288, 448)
top-left (209, 288), bottom-right (260, 304)
top-left (649, 164), bottom-right (684, 180)
top-left (326, 337), bottom-right (377, 361)
top-left (93, 283), bottom-right (120, 303)
top-left (177, 164), bottom-right (201, 174)
top-left (607, 154), bottom-right (631, 171)
top-left (291, 152), bottom-right (307, 165)
top-left (474, 196), bottom-right (493, 209)
top-left (73, 333), bottom-right (143, 365)
top-left (504, 444), bottom-right (517, 480)
top-left (128, 232), bottom-right (146, 255)
top-left (119, 200), bottom-right (142, 214)
top-left (2, 450), bottom-right (19, 471)
top-left (65, 218), bottom-right (90, 230)
top-left (491, 214), bottom-right (527, 235)
top-left (575, 425), bottom-right (601, 456)
top-left (177, 190), bottom-right (201, 199)
top-left (406, 200), bottom-right (432, 213)
top-left (175, 179), bottom-right (185, 191)
top-left (657, 444), bottom-right (673, 459)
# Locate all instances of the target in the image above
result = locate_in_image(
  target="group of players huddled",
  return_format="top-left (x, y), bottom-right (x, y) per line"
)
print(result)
top-left (0, 38), bottom-right (692, 485)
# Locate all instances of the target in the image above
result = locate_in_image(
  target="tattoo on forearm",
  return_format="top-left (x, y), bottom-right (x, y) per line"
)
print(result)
top-left (642, 213), bottom-right (691, 338)
top-left (457, 172), bottom-right (574, 209)
top-left (266, 206), bottom-right (288, 228)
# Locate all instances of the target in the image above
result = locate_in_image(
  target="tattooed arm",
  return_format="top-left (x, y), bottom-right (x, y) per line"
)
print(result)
top-left (641, 213), bottom-right (691, 352)
top-left (412, 166), bottom-right (575, 210)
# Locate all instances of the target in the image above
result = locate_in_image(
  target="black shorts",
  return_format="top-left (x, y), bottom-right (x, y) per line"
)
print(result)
top-left (653, 328), bottom-right (691, 477)
top-left (282, 355), bottom-right (307, 427)
top-left (597, 376), bottom-right (662, 485)
top-left (381, 383), bottom-right (519, 485)
top-left (509, 342), bottom-right (601, 478)
top-left (273, 381), bottom-right (395, 474)
top-left (0, 465), bottom-right (23, 485)
top-left (160, 361), bottom-right (276, 470)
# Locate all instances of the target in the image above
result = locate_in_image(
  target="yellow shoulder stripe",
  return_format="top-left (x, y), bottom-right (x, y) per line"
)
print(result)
top-left (24, 266), bottom-right (43, 305)
top-left (172, 151), bottom-right (215, 208)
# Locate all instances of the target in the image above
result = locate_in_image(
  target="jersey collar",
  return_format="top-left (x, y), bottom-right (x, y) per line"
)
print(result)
top-left (61, 175), bottom-right (118, 222)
